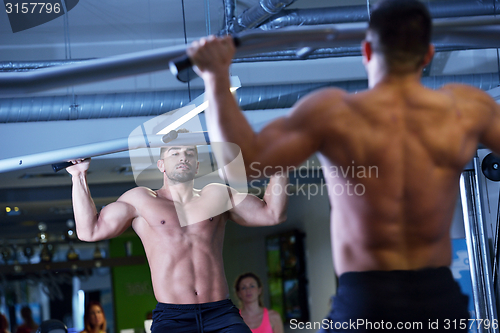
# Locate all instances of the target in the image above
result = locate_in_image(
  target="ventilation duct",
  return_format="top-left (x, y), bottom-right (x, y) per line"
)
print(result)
top-left (258, 0), bottom-right (499, 30)
top-left (233, 0), bottom-right (297, 32)
top-left (1, 73), bottom-right (498, 123)
top-left (0, 0), bottom-right (499, 123)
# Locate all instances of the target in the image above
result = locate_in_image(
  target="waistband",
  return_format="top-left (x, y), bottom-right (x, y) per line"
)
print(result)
top-left (338, 266), bottom-right (456, 292)
top-left (154, 299), bottom-right (233, 311)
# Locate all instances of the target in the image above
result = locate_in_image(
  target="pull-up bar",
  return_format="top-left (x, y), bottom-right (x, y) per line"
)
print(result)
top-left (0, 131), bottom-right (211, 173)
top-left (0, 16), bottom-right (498, 95)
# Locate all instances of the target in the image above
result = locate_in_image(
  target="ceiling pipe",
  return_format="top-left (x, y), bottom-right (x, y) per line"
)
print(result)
top-left (1, 43), bottom-right (488, 73)
top-left (1, 72), bottom-right (498, 123)
top-left (233, 0), bottom-right (297, 32)
top-left (241, 0), bottom-right (500, 62)
top-left (222, 0), bottom-right (237, 34)
top-left (2, 0), bottom-right (498, 72)
top-left (258, 0), bottom-right (498, 30)
top-left (0, 2), bottom-right (499, 121)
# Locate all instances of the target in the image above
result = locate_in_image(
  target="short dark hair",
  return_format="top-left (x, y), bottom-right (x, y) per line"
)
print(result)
top-left (160, 129), bottom-right (198, 159)
top-left (368, 0), bottom-right (432, 73)
top-left (160, 146), bottom-right (198, 159)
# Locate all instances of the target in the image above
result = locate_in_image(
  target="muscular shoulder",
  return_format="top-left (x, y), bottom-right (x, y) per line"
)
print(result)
top-left (441, 83), bottom-right (497, 126)
top-left (117, 186), bottom-right (155, 203)
top-left (200, 183), bottom-right (248, 203)
top-left (200, 183), bottom-right (238, 198)
top-left (292, 87), bottom-right (349, 119)
top-left (441, 83), bottom-right (494, 108)
top-left (201, 183), bottom-right (229, 193)
top-left (286, 87), bottom-right (350, 135)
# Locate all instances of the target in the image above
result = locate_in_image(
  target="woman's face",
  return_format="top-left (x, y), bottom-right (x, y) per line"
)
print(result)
top-left (89, 305), bottom-right (104, 329)
top-left (237, 277), bottom-right (261, 304)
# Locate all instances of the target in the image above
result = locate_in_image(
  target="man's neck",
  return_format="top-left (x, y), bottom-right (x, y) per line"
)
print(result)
top-left (369, 70), bottom-right (423, 89)
top-left (157, 179), bottom-right (195, 203)
top-left (367, 56), bottom-right (424, 88)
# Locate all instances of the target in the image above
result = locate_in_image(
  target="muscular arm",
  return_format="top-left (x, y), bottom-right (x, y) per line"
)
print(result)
top-left (229, 173), bottom-right (288, 227)
top-left (479, 92), bottom-right (500, 154)
top-left (68, 160), bottom-right (137, 242)
top-left (188, 36), bottom-right (327, 178)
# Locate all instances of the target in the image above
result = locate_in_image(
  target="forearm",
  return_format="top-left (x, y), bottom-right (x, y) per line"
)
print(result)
top-left (71, 172), bottom-right (99, 241)
top-left (262, 174), bottom-right (289, 225)
top-left (204, 73), bottom-right (260, 168)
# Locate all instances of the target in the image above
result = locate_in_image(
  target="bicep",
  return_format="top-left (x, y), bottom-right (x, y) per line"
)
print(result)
top-left (248, 92), bottom-right (329, 176)
top-left (253, 118), bottom-right (318, 168)
top-left (92, 201), bottom-right (136, 240)
top-left (228, 192), bottom-right (267, 226)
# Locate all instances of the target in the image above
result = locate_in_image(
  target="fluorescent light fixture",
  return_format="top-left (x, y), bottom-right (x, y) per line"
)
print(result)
top-left (156, 76), bottom-right (241, 135)
top-left (158, 101), bottom-right (208, 135)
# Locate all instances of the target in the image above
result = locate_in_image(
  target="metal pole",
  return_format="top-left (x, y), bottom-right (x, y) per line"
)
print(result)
top-left (0, 132), bottom-right (209, 173)
top-left (472, 157), bottom-right (500, 332)
top-left (460, 157), bottom-right (499, 333)
top-left (0, 16), bottom-right (499, 95)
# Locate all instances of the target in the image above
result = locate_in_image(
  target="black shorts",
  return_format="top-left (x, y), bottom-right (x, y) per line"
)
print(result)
top-left (150, 299), bottom-right (251, 333)
top-left (318, 267), bottom-right (469, 332)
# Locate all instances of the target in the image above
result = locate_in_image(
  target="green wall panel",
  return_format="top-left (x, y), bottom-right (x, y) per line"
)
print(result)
top-left (110, 233), bottom-right (156, 332)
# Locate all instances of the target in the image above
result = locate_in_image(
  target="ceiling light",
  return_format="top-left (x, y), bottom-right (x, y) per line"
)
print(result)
top-left (156, 76), bottom-right (241, 135)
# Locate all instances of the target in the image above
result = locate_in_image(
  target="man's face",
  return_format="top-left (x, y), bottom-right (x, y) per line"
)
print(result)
top-left (160, 146), bottom-right (199, 183)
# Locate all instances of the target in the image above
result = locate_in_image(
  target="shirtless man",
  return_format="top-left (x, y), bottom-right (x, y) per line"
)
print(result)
top-left (67, 144), bottom-right (288, 333)
top-left (188, 0), bottom-right (500, 330)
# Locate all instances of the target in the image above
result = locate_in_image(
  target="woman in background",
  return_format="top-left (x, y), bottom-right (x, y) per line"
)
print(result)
top-left (80, 302), bottom-right (106, 333)
top-left (235, 272), bottom-right (284, 333)
top-left (16, 306), bottom-right (38, 333)
top-left (0, 313), bottom-right (10, 333)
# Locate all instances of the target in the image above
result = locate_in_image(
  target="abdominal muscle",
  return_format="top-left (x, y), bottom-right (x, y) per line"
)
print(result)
top-left (135, 219), bottom-right (230, 304)
top-left (148, 247), bottom-right (229, 304)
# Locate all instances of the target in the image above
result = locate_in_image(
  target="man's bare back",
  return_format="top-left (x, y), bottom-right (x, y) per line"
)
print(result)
top-left (189, 0), bottom-right (499, 326)
top-left (190, 44), bottom-right (498, 277)
top-left (312, 80), bottom-right (495, 275)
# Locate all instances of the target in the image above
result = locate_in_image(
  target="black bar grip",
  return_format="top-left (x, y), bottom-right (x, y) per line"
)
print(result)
top-left (162, 130), bottom-right (179, 143)
top-left (52, 161), bottom-right (74, 172)
top-left (169, 36), bottom-right (240, 83)
top-left (169, 56), bottom-right (193, 79)
top-left (52, 158), bottom-right (89, 172)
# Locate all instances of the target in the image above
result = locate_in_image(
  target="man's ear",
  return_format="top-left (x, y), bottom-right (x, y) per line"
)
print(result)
top-left (362, 40), bottom-right (372, 64)
top-left (195, 161), bottom-right (200, 175)
top-left (422, 44), bottom-right (435, 68)
top-left (157, 159), bottom-right (165, 173)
